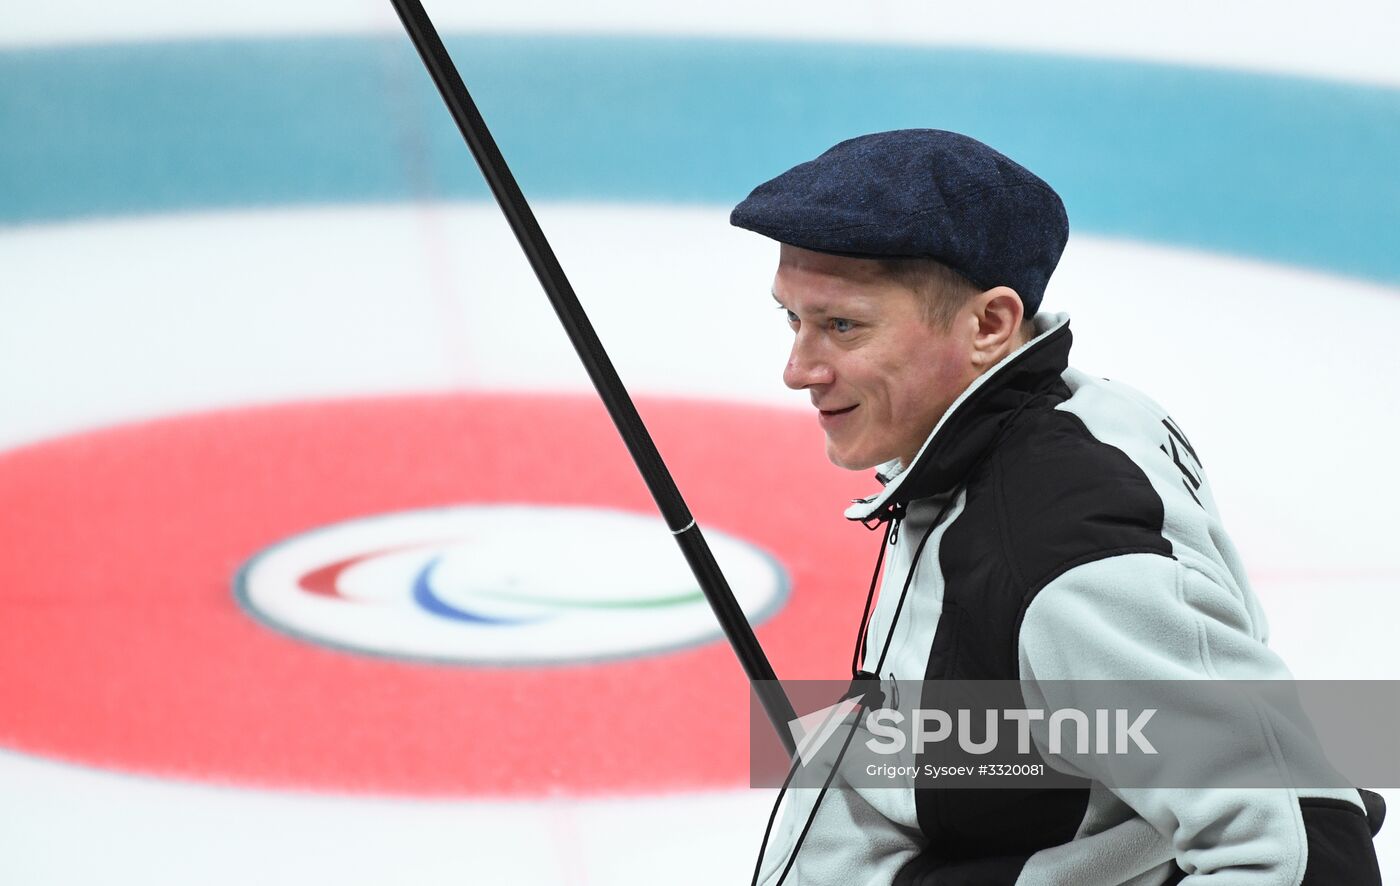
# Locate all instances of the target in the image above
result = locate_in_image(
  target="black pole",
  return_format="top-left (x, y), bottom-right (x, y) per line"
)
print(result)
top-left (388, 0), bottom-right (797, 757)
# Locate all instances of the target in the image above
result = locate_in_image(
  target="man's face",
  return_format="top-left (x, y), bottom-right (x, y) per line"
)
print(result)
top-left (772, 245), bottom-right (980, 471)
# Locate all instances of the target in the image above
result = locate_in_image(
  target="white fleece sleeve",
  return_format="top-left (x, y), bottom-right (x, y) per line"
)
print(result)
top-left (1017, 551), bottom-right (1364, 885)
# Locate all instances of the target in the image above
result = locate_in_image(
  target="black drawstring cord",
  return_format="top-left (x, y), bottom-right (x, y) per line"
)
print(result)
top-left (760, 694), bottom-right (872, 886)
top-left (748, 727), bottom-right (807, 886)
top-left (751, 501), bottom-right (913, 886)
top-left (760, 490), bottom-right (960, 886)
top-left (851, 504), bottom-right (901, 681)
top-left (752, 505), bottom-right (899, 886)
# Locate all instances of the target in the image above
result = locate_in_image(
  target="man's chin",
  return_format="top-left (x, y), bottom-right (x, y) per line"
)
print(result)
top-left (824, 442), bottom-right (882, 473)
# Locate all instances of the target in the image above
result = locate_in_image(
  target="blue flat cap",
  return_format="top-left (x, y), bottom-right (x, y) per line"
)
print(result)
top-left (730, 129), bottom-right (1068, 315)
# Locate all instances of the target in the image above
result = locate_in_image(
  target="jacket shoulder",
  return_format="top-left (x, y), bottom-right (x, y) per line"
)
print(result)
top-left (989, 377), bottom-right (1175, 595)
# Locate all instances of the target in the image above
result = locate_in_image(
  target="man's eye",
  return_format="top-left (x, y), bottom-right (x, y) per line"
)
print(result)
top-left (831, 318), bottom-right (854, 333)
top-left (783, 309), bottom-right (799, 325)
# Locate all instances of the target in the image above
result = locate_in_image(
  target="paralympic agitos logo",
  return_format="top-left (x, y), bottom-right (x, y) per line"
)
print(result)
top-left (235, 504), bottom-right (788, 665)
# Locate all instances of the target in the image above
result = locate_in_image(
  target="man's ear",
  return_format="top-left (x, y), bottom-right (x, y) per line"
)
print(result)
top-left (970, 286), bottom-right (1025, 367)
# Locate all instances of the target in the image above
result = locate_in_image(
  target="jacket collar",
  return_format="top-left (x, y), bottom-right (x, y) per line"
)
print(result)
top-left (844, 312), bottom-right (1073, 521)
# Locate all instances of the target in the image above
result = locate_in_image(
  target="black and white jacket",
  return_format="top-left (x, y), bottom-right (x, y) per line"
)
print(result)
top-left (757, 313), bottom-right (1382, 885)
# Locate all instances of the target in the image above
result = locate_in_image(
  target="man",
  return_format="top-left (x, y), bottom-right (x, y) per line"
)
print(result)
top-left (732, 130), bottom-right (1383, 884)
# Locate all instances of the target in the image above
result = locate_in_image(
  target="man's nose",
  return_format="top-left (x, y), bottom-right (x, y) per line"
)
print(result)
top-left (783, 334), bottom-right (833, 390)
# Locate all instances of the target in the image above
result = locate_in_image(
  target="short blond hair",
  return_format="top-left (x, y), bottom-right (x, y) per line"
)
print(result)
top-left (877, 257), bottom-right (1037, 338)
top-left (874, 257), bottom-right (983, 329)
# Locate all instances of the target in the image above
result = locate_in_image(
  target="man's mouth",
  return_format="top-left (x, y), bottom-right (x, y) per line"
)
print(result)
top-left (819, 405), bottom-right (857, 417)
